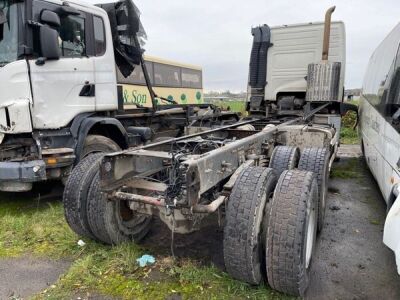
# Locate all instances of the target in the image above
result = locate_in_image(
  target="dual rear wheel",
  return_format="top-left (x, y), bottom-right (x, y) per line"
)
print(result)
top-left (224, 146), bottom-right (328, 296)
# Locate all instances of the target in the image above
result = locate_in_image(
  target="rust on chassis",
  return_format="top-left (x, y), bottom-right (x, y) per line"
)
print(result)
top-left (99, 117), bottom-right (302, 223)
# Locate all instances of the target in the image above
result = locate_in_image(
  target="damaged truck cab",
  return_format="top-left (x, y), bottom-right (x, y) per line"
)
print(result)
top-left (0, 0), bottom-right (237, 192)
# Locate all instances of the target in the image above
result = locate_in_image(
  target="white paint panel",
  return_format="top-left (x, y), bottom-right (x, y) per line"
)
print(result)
top-left (93, 10), bottom-right (118, 111)
top-left (384, 187), bottom-right (400, 275)
top-left (0, 60), bottom-right (32, 134)
top-left (29, 57), bottom-right (95, 129)
top-left (265, 21), bottom-right (346, 101)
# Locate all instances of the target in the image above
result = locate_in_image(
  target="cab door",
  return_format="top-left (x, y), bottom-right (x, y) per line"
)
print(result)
top-left (29, 2), bottom-right (95, 130)
top-left (91, 14), bottom-right (118, 112)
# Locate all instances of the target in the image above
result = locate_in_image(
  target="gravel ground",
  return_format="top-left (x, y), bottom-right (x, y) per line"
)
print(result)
top-left (306, 146), bottom-right (400, 299)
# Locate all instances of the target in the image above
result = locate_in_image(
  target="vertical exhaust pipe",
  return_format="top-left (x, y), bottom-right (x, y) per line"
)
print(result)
top-left (322, 6), bottom-right (336, 61)
top-left (306, 6), bottom-right (341, 102)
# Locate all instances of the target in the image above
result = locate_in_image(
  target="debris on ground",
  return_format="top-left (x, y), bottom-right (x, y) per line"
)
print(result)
top-left (137, 255), bottom-right (156, 267)
top-left (77, 240), bottom-right (86, 247)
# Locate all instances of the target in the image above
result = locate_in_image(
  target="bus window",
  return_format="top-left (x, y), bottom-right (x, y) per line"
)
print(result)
top-left (117, 61), bottom-right (153, 85)
top-left (182, 68), bottom-right (202, 89)
top-left (384, 45), bottom-right (400, 122)
top-left (154, 63), bottom-right (181, 87)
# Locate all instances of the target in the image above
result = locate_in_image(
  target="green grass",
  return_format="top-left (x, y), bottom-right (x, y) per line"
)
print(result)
top-left (205, 99), bottom-right (247, 115)
top-left (340, 104), bottom-right (360, 145)
top-left (0, 193), bottom-right (292, 300)
top-left (331, 158), bottom-right (363, 179)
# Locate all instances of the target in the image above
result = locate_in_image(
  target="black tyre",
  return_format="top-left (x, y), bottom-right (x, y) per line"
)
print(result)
top-left (81, 135), bottom-right (121, 158)
top-left (63, 153), bottom-right (104, 239)
top-left (87, 172), bottom-right (152, 245)
top-left (62, 135), bottom-right (120, 185)
top-left (266, 170), bottom-right (318, 296)
top-left (298, 147), bottom-right (329, 233)
top-left (269, 146), bottom-right (300, 177)
top-left (223, 166), bottom-right (277, 285)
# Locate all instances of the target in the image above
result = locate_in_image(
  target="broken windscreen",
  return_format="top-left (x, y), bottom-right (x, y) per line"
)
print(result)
top-left (0, 1), bottom-right (19, 67)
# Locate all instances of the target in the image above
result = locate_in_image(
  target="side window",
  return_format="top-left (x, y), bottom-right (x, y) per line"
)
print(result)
top-left (154, 63), bottom-right (181, 87)
top-left (182, 68), bottom-right (202, 88)
top-left (59, 15), bottom-right (86, 57)
top-left (117, 62), bottom-right (153, 85)
top-left (385, 45), bottom-right (400, 119)
top-left (93, 16), bottom-right (106, 56)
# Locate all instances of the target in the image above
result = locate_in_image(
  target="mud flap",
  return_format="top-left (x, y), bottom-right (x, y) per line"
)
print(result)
top-left (383, 184), bottom-right (400, 274)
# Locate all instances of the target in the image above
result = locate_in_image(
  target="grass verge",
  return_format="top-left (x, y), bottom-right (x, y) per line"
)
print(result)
top-left (0, 193), bottom-right (291, 300)
top-left (341, 101), bottom-right (359, 145)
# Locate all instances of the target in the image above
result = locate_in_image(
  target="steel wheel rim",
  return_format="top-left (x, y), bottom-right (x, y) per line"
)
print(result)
top-left (306, 207), bottom-right (316, 269)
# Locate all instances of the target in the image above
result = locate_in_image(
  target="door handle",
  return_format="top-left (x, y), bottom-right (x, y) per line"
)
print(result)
top-left (79, 83), bottom-right (95, 97)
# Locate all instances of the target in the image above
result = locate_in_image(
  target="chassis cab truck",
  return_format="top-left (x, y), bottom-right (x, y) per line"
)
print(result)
top-left (64, 7), bottom-right (356, 296)
top-left (0, 0), bottom-right (237, 192)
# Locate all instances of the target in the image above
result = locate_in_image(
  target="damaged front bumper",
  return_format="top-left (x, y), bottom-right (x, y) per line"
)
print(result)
top-left (383, 183), bottom-right (400, 275)
top-left (0, 160), bottom-right (46, 192)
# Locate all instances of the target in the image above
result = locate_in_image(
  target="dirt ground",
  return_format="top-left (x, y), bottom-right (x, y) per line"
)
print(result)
top-left (0, 145), bottom-right (399, 299)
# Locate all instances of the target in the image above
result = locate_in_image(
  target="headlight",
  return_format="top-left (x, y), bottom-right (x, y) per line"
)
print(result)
top-left (0, 133), bottom-right (4, 144)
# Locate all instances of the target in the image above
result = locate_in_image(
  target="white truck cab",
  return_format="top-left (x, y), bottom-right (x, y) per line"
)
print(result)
top-left (0, 0), bottom-right (238, 192)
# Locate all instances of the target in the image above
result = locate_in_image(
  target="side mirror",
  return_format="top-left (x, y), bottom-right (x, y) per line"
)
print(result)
top-left (40, 10), bottom-right (60, 28)
top-left (36, 25), bottom-right (60, 65)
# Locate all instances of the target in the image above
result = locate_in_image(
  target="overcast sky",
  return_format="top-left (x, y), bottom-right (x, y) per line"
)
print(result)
top-left (92, 0), bottom-right (400, 91)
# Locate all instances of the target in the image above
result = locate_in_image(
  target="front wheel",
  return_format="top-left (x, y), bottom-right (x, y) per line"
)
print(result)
top-left (81, 135), bottom-right (121, 158)
top-left (87, 172), bottom-right (152, 245)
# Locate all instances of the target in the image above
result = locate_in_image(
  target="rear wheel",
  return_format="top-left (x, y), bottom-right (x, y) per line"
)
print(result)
top-left (223, 166), bottom-right (277, 285)
top-left (298, 147), bottom-right (329, 232)
top-left (269, 146), bottom-right (300, 177)
top-left (87, 172), bottom-right (152, 245)
top-left (266, 170), bottom-right (318, 296)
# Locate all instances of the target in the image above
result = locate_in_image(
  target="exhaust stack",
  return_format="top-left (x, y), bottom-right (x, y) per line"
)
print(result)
top-left (305, 6), bottom-right (342, 103)
top-left (322, 6), bottom-right (336, 61)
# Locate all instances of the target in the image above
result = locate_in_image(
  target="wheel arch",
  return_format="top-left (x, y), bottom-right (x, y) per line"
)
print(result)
top-left (72, 116), bottom-right (129, 162)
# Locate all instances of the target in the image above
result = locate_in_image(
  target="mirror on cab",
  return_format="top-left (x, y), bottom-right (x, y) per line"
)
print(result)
top-left (37, 10), bottom-right (61, 64)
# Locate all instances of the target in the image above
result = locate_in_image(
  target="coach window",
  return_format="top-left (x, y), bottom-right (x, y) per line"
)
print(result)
top-left (154, 63), bottom-right (181, 87)
top-left (182, 68), bottom-right (202, 89)
top-left (93, 16), bottom-right (106, 56)
top-left (59, 15), bottom-right (86, 57)
top-left (117, 61), bottom-right (154, 85)
top-left (385, 43), bottom-right (400, 119)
